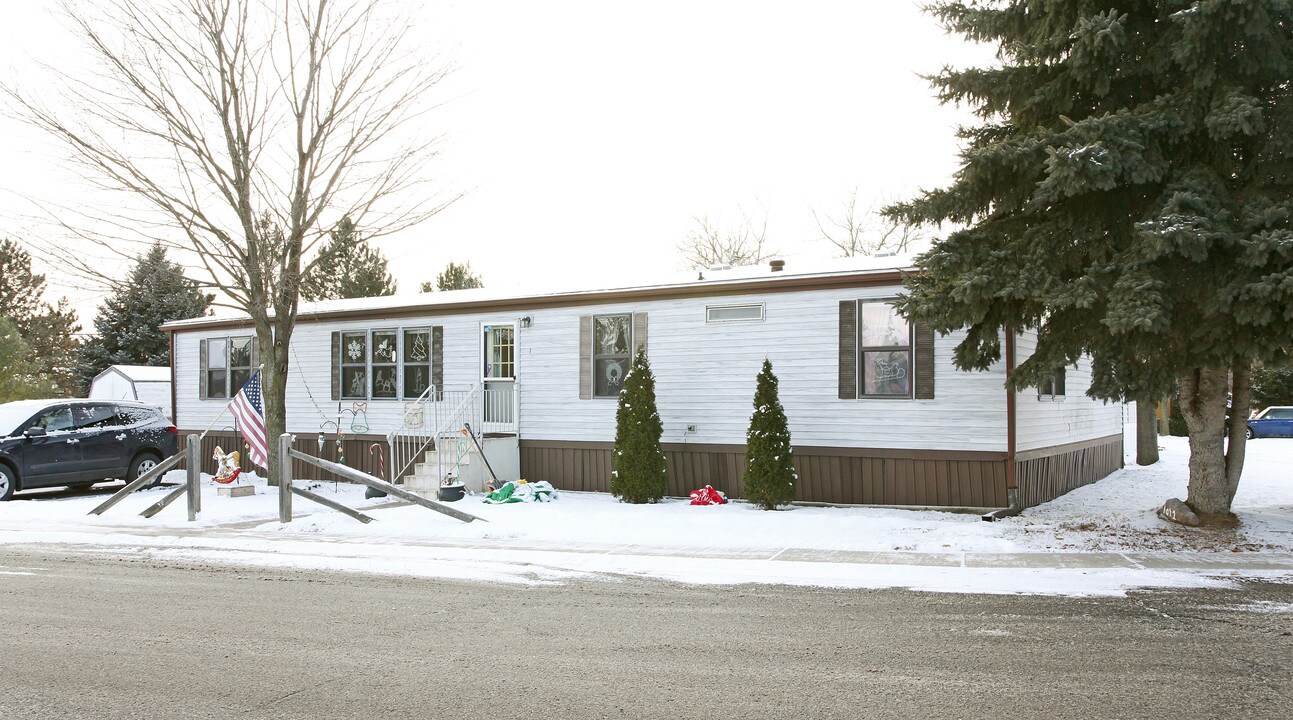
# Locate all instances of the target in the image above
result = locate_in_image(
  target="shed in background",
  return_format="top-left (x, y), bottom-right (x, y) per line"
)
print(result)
top-left (88, 365), bottom-right (172, 419)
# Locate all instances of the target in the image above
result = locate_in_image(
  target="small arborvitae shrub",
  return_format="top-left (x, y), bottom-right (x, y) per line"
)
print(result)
top-left (743, 359), bottom-right (796, 510)
top-left (611, 347), bottom-right (667, 503)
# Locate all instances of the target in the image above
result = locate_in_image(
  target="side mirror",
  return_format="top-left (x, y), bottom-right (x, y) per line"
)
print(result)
top-left (23, 427), bottom-right (47, 438)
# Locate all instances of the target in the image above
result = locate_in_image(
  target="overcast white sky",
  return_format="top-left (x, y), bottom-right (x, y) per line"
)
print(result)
top-left (0, 1), bottom-right (993, 328)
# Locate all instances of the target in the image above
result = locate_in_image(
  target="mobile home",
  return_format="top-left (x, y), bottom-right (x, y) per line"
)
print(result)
top-left (163, 259), bottom-right (1123, 510)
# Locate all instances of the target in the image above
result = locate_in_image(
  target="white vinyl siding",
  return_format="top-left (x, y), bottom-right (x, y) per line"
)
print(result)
top-left (1012, 332), bottom-right (1122, 452)
top-left (172, 287), bottom-right (1121, 454)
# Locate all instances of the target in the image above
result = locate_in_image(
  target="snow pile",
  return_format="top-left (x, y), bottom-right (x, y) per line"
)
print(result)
top-left (0, 432), bottom-right (1290, 596)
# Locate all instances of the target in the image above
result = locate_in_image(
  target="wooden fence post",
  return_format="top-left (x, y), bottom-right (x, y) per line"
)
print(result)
top-left (186, 434), bottom-right (201, 521)
top-left (278, 433), bottom-right (293, 523)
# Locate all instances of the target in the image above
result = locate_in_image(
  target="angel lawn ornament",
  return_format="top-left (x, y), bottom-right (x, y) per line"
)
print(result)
top-left (212, 446), bottom-right (242, 484)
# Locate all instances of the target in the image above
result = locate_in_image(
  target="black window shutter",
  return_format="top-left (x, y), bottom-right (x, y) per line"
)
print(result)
top-left (579, 315), bottom-right (592, 400)
top-left (632, 312), bottom-right (647, 356)
top-left (838, 301), bottom-right (857, 399)
top-left (914, 324), bottom-right (935, 399)
top-left (330, 331), bottom-right (340, 401)
top-left (199, 338), bottom-right (209, 399)
top-left (1056, 367), bottom-right (1066, 397)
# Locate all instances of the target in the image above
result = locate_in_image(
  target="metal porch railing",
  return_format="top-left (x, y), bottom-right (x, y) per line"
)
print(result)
top-left (386, 383), bottom-right (517, 484)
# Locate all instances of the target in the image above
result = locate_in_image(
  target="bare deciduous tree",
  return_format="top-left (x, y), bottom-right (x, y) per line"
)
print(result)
top-left (677, 208), bottom-right (777, 270)
top-left (6, 0), bottom-right (455, 486)
top-left (815, 188), bottom-right (928, 257)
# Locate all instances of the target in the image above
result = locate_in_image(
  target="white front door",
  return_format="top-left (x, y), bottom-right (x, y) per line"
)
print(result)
top-left (481, 323), bottom-right (516, 432)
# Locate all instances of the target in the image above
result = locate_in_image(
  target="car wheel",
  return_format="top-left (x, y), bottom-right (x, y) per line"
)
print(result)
top-left (0, 465), bottom-right (15, 502)
top-left (1245, 427), bottom-right (1254, 440)
top-left (130, 452), bottom-right (163, 487)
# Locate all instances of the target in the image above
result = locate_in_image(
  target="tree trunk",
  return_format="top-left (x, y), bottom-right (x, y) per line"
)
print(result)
top-left (1224, 363), bottom-right (1251, 508)
top-left (1136, 399), bottom-right (1159, 465)
top-left (1177, 366), bottom-right (1238, 521)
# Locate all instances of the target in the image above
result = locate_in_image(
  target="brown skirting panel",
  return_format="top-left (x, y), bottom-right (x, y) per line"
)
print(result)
top-left (179, 430), bottom-right (393, 483)
top-left (1015, 434), bottom-right (1124, 509)
top-left (519, 440), bottom-right (1010, 508)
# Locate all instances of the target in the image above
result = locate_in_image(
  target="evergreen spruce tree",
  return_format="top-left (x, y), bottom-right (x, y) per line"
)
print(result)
top-left (888, 1), bottom-right (1293, 522)
top-left (611, 348), bottom-right (667, 503)
top-left (299, 217), bottom-right (397, 301)
top-left (74, 243), bottom-right (212, 392)
top-left (743, 359), bottom-right (796, 510)
top-left (419, 261), bottom-right (484, 292)
top-left (0, 238), bottom-right (81, 396)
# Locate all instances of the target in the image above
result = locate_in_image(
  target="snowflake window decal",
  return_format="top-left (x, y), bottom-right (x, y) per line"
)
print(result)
top-left (346, 339), bottom-right (364, 361)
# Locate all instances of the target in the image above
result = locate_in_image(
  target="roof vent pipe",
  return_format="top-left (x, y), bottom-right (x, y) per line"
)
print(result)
top-left (769, 259), bottom-right (785, 272)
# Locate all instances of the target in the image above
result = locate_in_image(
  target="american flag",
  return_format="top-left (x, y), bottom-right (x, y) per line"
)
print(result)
top-left (230, 370), bottom-right (268, 468)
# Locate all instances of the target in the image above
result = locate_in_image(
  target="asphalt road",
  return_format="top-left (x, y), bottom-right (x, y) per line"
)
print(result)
top-left (1, 546), bottom-right (1290, 720)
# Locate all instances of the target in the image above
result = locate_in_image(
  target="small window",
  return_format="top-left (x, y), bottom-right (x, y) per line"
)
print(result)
top-left (706, 303), bottom-right (764, 323)
top-left (593, 314), bottom-right (632, 397)
top-left (858, 301), bottom-right (911, 397)
top-left (341, 331), bottom-right (368, 400)
top-left (202, 335), bottom-right (255, 399)
top-left (1039, 368), bottom-right (1067, 399)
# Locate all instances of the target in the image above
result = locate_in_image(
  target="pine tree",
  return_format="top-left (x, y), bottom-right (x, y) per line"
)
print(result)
top-left (0, 318), bottom-right (57, 401)
top-left (300, 217), bottom-right (397, 301)
top-left (1251, 363), bottom-right (1293, 410)
top-left (419, 261), bottom-right (483, 292)
top-left (743, 359), bottom-right (796, 510)
top-left (888, 1), bottom-right (1293, 521)
top-left (611, 348), bottom-right (667, 503)
top-left (0, 238), bottom-right (81, 396)
top-left (75, 243), bottom-right (212, 392)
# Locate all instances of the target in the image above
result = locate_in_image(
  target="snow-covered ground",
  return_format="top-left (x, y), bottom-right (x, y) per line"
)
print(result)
top-left (1, 430), bottom-right (1291, 597)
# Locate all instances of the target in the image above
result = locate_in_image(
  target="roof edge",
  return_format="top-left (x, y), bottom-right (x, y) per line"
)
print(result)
top-left (163, 265), bottom-right (915, 333)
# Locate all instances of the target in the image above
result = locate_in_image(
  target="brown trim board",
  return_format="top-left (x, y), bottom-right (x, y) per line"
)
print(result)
top-left (1015, 434), bottom-right (1124, 462)
top-left (520, 439), bottom-right (1007, 461)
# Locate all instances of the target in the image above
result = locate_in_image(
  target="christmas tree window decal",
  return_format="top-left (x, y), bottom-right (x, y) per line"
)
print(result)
top-left (403, 329), bottom-right (432, 399)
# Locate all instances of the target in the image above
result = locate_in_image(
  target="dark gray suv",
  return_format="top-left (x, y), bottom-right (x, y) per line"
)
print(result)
top-left (0, 399), bottom-right (179, 501)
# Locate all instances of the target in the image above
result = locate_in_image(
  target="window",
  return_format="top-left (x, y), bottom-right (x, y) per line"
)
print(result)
top-left (202, 336), bottom-right (255, 399)
top-left (484, 325), bottom-right (515, 379)
top-left (74, 403), bottom-right (122, 429)
top-left (593, 314), bottom-right (631, 397)
top-left (31, 406), bottom-right (74, 432)
top-left (371, 330), bottom-right (398, 399)
top-left (229, 337), bottom-right (253, 391)
top-left (858, 301), bottom-right (912, 397)
top-left (340, 331), bottom-right (368, 400)
top-left (403, 329), bottom-right (432, 399)
top-left (206, 338), bottom-right (228, 399)
top-left (706, 303), bottom-right (764, 323)
top-left (337, 327), bottom-right (437, 401)
top-left (1039, 368), bottom-right (1066, 399)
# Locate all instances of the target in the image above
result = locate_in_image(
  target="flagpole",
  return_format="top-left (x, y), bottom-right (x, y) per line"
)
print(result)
top-left (198, 365), bottom-right (265, 441)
